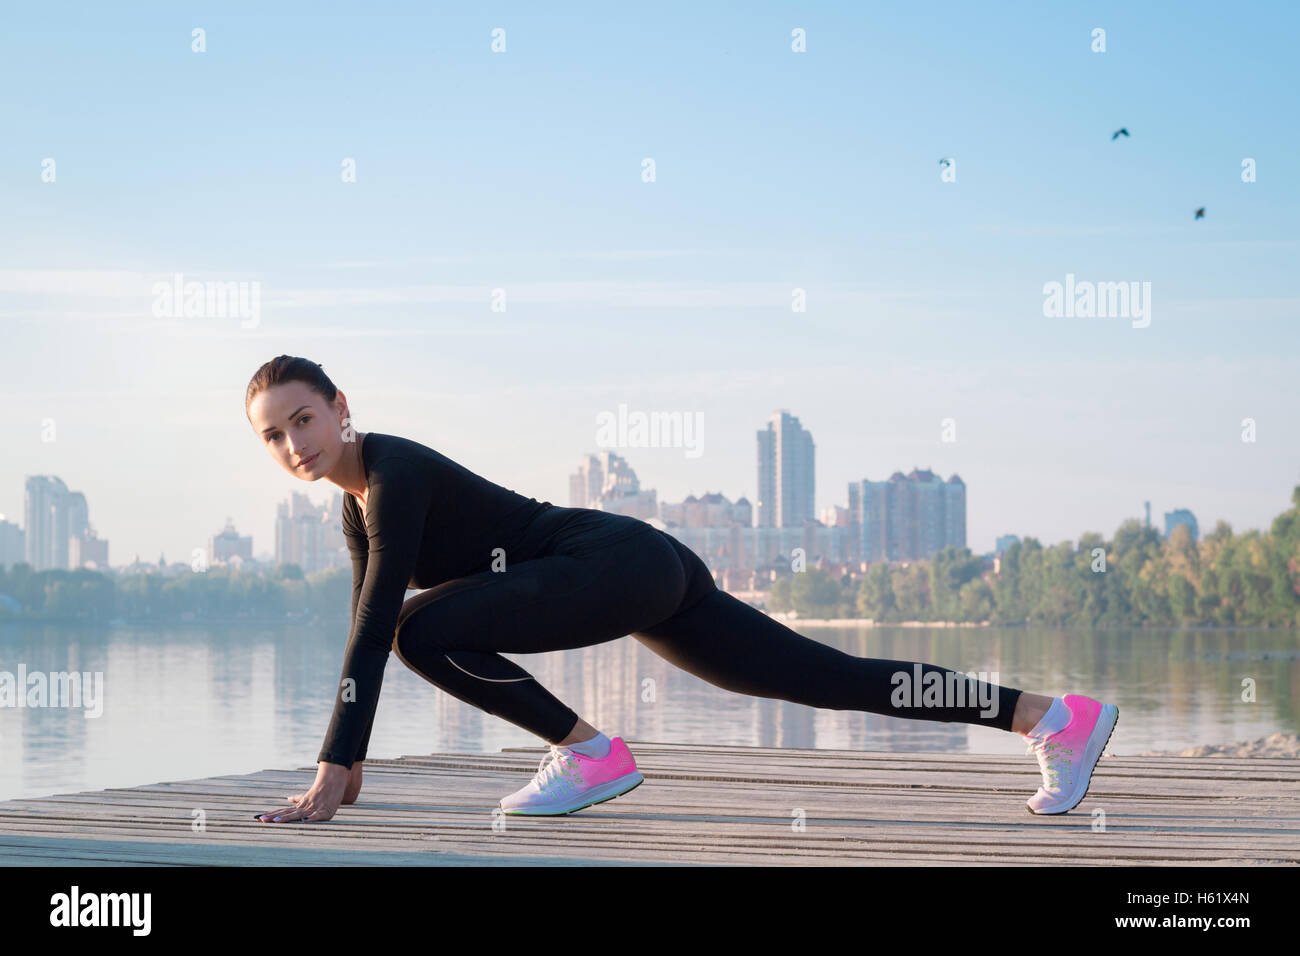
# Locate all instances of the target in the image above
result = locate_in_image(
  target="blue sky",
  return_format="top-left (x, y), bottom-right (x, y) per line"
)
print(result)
top-left (1, 0), bottom-right (1297, 563)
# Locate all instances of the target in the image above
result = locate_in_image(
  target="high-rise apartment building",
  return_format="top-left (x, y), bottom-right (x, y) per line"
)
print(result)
top-left (849, 469), bottom-right (965, 562)
top-left (755, 411), bottom-right (815, 528)
top-left (23, 476), bottom-right (106, 571)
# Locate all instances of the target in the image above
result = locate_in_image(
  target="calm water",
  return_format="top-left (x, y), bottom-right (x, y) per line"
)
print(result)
top-left (1, 619), bottom-right (1297, 801)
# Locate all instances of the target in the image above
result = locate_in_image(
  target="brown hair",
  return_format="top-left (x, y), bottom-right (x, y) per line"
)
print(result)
top-left (244, 355), bottom-right (339, 420)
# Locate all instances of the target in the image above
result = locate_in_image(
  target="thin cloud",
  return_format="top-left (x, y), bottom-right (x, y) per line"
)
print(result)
top-left (970, 224), bottom-right (1111, 237)
top-left (0, 270), bottom-right (161, 295)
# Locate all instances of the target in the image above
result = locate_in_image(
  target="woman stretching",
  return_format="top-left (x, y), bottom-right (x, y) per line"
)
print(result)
top-left (245, 356), bottom-right (1119, 823)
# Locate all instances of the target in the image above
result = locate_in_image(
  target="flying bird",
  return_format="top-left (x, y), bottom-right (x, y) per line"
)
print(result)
top-left (1111, 128), bottom-right (1129, 140)
top-left (938, 157), bottom-right (953, 167)
top-left (1195, 207), bottom-right (1205, 219)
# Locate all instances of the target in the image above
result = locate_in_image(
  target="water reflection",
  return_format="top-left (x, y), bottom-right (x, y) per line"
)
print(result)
top-left (1, 620), bottom-right (1296, 801)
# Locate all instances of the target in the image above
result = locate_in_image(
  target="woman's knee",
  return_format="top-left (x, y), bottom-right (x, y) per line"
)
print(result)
top-left (393, 574), bottom-right (489, 646)
top-left (393, 593), bottom-right (446, 665)
top-left (391, 612), bottom-right (417, 666)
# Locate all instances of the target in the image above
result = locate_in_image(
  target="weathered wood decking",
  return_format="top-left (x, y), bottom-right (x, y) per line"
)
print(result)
top-left (1, 742), bottom-right (1296, 865)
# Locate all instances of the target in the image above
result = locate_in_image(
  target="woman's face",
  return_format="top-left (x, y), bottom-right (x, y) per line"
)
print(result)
top-left (248, 381), bottom-right (346, 480)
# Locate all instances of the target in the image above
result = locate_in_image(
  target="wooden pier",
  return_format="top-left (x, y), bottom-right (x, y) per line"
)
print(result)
top-left (1, 742), bottom-right (1297, 865)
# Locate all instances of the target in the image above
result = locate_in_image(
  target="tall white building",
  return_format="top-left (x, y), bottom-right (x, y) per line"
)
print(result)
top-left (756, 411), bottom-right (815, 528)
top-left (23, 476), bottom-right (106, 571)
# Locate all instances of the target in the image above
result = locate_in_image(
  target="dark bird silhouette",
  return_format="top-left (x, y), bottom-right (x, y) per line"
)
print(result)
top-left (1195, 207), bottom-right (1205, 219)
top-left (1111, 128), bottom-right (1129, 140)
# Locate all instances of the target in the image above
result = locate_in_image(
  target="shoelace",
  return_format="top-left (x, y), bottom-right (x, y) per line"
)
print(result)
top-left (1024, 735), bottom-right (1076, 791)
top-left (531, 745), bottom-right (583, 793)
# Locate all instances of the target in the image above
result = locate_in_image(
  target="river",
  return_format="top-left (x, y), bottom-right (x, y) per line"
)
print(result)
top-left (1, 619), bottom-right (1295, 801)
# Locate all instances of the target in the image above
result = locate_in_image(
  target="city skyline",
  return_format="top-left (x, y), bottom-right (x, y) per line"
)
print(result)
top-left (4, 409), bottom-right (1216, 574)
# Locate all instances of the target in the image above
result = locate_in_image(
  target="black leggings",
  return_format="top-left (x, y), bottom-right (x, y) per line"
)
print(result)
top-left (378, 522), bottom-right (1024, 753)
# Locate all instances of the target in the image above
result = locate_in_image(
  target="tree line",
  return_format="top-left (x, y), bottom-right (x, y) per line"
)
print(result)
top-left (766, 486), bottom-right (1300, 627)
top-left (0, 562), bottom-right (352, 622)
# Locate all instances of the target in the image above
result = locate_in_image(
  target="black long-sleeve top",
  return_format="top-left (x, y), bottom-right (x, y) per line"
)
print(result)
top-left (317, 431), bottom-right (583, 769)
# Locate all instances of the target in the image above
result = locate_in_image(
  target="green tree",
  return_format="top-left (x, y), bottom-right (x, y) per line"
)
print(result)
top-left (891, 563), bottom-right (931, 621)
top-left (790, 567), bottom-right (843, 618)
top-left (858, 563), bottom-right (895, 621)
top-left (957, 578), bottom-right (994, 621)
top-left (929, 547), bottom-right (983, 620)
top-left (768, 576), bottom-right (792, 613)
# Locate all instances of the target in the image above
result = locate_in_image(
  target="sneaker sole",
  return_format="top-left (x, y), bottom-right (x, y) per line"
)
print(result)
top-left (1026, 703), bottom-right (1120, 816)
top-left (500, 771), bottom-right (645, 816)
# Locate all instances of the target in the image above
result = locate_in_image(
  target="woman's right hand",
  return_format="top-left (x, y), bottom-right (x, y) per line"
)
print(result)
top-left (341, 761), bottom-right (363, 804)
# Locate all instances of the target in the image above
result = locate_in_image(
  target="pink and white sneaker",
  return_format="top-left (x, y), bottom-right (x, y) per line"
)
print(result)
top-left (1023, 694), bottom-right (1119, 815)
top-left (499, 736), bottom-right (644, 816)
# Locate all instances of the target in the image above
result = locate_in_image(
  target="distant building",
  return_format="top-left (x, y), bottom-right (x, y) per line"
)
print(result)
top-left (568, 451), bottom-right (657, 519)
top-left (995, 534), bottom-right (1020, 555)
top-left (23, 475), bottom-right (106, 571)
top-left (660, 492), bottom-right (751, 529)
top-left (820, 504), bottom-right (851, 529)
top-left (848, 469), bottom-right (966, 562)
top-left (210, 517), bottom-right (254, 567)
top-left (756, 411), bottom-right (815, 528)
top-left (25, 475), bottom-right (70, 570)
top-left (70, 525), bottom-right (109, 570)
top-left (663, 517), bottom-right (850, 583)
top-left (1164, 508), bottom-right (1199, 543)
top-left (275, 491), bottom-right (347, 574)
top-left (121, 553), bottom-right (166, 577)
top-left (0, 515), bottom-right (24, 571)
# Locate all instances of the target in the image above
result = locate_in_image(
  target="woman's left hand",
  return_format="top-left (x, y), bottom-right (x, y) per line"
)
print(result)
top-left (256, 761), bottom-right (350, 823)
